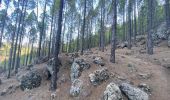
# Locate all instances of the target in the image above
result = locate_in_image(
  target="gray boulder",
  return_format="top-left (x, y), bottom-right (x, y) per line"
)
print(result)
top-left (0, 84), bottom-right (19, 96)
top-left (70, 79), bottom-right (83, 97)
top-left (71, 58), bottom-right (90, 81)
top-left (71, 61), bottom-right (81, 82)
top-left (89, 68), bottom-right (109, 85)
top-left (152, 22), bottom-right (167, 41)
top-left (93, 56), bottom-right (105, 66)
top-left (168, 35), bottom-right (170, 47)
top-left (0, 79), bottom-right (1, 85)
top-left (75, 59), bottom-right (91, 70)
top-left (18, 70), bottom-right (42, 91)
top-left (118, 42), bottom-right (128, 49)
top-left (120, 83), bottom-right (149, 100)
top-left (103, 83), bottom-right (123, 100)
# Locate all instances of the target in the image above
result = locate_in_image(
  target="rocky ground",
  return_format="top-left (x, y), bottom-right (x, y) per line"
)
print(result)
top-left (0, 38), bottom-right (170, 100)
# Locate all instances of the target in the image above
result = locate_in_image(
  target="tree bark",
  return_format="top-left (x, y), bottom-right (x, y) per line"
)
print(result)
top-left (110, 0), bottom-right (117, 63)
top-left (80, 0), bottom-right (87, 55)
top-left (51, 0), bottom-right (64, 91)
top-left (147, 0), bottom-right (154, 54)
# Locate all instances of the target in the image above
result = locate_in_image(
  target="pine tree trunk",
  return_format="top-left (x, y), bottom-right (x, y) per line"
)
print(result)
top-left (51, 0), bottom-right (64, 91)
top-left (110, 0), bottom-right (117, 63)
top-left (81, 0), bottom-right (86, 55)
top-left (147, 0), bottom-right (154, 55)
top-left (127, 0), bottom-right (132, 49)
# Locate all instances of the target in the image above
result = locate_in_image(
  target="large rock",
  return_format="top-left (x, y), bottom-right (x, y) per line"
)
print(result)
top-left (93, 56), bottom-right (105, 66)
top-left (120, 83), bottom-right (149, 100)
top-left (117, 42), bottom-right (128, 49)
top-left (44, 58), bottom-right (62, 80)
top-left (168, 35), bottom-right (170, 47)
top-left (75, 59), bottom-right (91, 70)
top-left (0, 79), bottom-right (1, 85)
top-left (0, 84), bottom-right (19, 96)
top-left (103, 83), bottom-right (123, 100)
top-left (18, 70), bottom-right (42, 90)
top-left (71, 61), bottom-right (81, 82)
top-left (70, 79), bottom-right (83, 97)
top-left (152, 22), bottom-right (167, 41)
top-left (89, 68), bottom-right (109, 85)
top-left (71, 58), bottom-right (90, 81)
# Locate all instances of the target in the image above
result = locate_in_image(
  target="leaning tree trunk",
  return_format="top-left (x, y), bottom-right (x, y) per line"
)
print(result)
top-left (110, 0), bottom-right (117, 63)
top-left (51, 0), bottom-right (64, 91)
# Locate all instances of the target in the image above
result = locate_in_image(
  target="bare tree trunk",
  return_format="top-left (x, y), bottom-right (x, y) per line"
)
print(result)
top-left (110, 0), bottom-right (117, 63)
top-left (81, 0), bottom-right (87, 55)
top-left (134, 0), bottom-right (137, 44)
top-left (50, 0), bottom-right (64, 91)
top-left (147, 0), bottom-right (154, 54)
top-left (127, 0), bottom-right (132, 49)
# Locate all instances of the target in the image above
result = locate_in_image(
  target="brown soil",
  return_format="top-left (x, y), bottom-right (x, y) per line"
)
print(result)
top-left (0, 42), bottom-right (170, 100)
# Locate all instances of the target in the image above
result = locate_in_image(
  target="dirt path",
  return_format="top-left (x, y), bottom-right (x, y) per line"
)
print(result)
top-left (116, 48), bottom-right (170, 100)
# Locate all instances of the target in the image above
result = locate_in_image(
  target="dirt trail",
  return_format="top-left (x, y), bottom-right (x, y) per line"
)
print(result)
top-left (120, 53), bottom-right (170, 100)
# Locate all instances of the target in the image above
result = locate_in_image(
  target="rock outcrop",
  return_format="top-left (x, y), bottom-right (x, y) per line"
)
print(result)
top-left (71, 58), bottom-right (90, 81)
top-left (168, 35), bottom-right (170, 47)
top-left (0, 84), bottom-right (19, 96)
top-left (0, 78), bottom-right (1, 85)
top-left (120, 83), bottom-right (149, 100)
top-left (89, 68), bottom-right (109, 85)
top-left (70, 79), bottom-right (83, 97)
top-left (103, 83), bottom-right (123, 100)
top-left (17, 70), bottom-right (42, 90)
top-left (93, 56), bottom-right (105, 66)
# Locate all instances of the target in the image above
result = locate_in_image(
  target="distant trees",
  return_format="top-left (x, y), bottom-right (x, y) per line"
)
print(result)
top-left (0, 0), bottom-right (10, 47)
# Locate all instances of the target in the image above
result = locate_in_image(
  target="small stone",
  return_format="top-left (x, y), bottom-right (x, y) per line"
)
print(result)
top-left (138, 83), bottom-right (152, 93)
top-left (138, 73), bottom-right (152, 80)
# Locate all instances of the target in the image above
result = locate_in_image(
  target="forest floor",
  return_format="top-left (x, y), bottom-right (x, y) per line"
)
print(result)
top-left (0, 40), bottom-right (170, 100)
